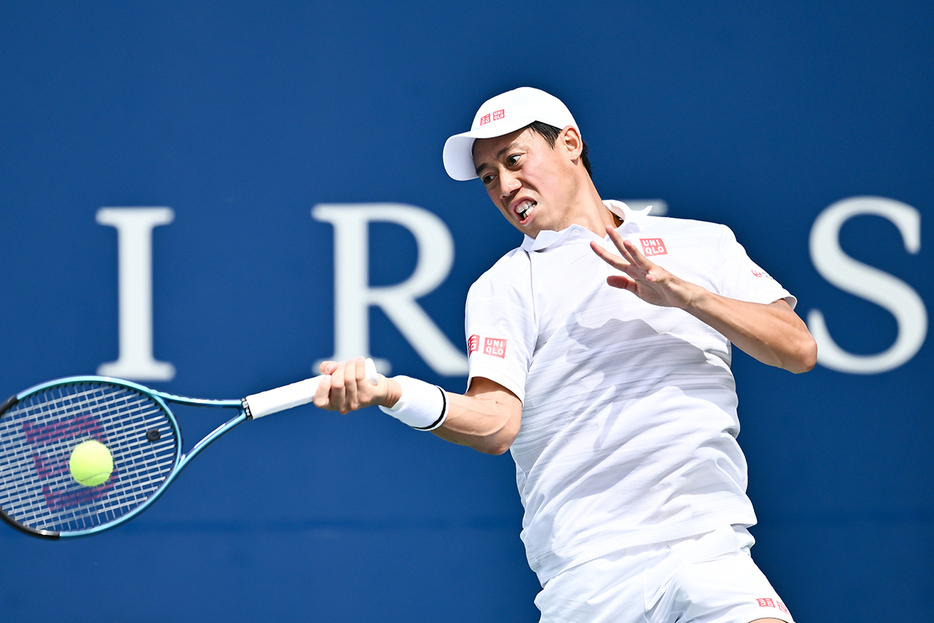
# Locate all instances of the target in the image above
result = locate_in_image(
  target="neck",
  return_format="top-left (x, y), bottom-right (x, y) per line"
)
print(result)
top-left (573, 181), bottom-right (618, 236)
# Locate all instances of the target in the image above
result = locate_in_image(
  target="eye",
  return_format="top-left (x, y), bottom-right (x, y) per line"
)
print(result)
top-left (481, 172), bottom-right (496, 185)
top-left (507, 153), bottom-right (521, 166)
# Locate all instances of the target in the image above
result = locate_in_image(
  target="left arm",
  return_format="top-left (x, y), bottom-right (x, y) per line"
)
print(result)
top-left (591, 228), bottom-right (818, 374)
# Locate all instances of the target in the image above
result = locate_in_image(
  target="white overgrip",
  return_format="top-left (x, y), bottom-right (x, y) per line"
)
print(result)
top-left (244, 358), bottom-right (378, 419)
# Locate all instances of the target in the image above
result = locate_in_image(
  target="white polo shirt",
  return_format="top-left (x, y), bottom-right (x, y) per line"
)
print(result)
top-left (465, 200), bottom-right (794, 585)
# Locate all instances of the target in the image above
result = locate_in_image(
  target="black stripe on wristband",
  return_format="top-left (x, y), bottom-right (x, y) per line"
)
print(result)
top-left (414, 386), bottom-right (448, 431)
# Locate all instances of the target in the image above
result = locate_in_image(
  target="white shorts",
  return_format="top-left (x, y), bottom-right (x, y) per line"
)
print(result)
top-left (534, 525), bottom-right (794, 623)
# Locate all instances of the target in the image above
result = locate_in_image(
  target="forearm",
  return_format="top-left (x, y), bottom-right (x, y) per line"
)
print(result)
top-left (431, 387), bottom-right (522, 455)
top-left (381, 374), bottom-right (521, 454)
top-left (316, 359), bottom-right (522, 454)
top-left (683, 287), bottom-right (817, 373)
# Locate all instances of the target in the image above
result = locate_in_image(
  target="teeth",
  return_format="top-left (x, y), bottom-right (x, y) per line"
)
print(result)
top-left (516, 201), bottom-right (536, 219)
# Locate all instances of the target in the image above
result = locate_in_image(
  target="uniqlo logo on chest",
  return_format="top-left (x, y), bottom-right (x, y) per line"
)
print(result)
top-left (640, 237), bottom-right (668, 256)
top-left (483, 337), bottom-right (507, 358)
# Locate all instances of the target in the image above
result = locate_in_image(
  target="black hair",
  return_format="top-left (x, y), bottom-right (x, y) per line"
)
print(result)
top-left (527, 121), bottom-right (593, 178)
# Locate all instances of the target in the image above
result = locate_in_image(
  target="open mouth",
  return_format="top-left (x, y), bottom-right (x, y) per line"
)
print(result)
top-left (515, 200), bottom-right (536, 221)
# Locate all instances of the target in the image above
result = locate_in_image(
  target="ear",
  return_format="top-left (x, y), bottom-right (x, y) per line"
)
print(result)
top-left (559, 126), bottom-right (584, 162)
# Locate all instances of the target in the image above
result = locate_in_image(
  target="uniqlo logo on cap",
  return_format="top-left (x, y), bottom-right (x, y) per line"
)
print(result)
top-left (756, 598), bottom-right (775, 608)
top-left (478, 113), bottom-right (491, 126)
top-left (640, 238), bottom-right (668, 256)
top-left (467, 334), bottom-right (481, 355)
top-left (492, 109), bottom-right (505, 121)
top-left (483, 337), bottom-right (507, 358)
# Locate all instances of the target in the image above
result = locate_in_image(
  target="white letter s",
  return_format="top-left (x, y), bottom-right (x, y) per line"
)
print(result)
top-left (808, 196), bottom-right (927, 374)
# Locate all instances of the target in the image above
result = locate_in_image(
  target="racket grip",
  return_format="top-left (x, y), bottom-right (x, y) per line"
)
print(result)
top-left (245, 358), bottom-right (378, 419)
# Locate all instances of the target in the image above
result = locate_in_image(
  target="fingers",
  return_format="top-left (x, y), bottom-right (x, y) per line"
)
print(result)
top-left (607, 228), bottom-right (652, 269)
top-left (592, 230), bottom-right (653, 281)
top-left (313, 357), bottom-right (378, 414)
top-left (590, 239), bottom-right (629, 272)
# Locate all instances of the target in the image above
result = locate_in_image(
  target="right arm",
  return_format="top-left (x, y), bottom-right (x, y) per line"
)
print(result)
top-left (314, 357), bottom-right (522, 455)
top-left (433, 376), bottom-right (522, 455)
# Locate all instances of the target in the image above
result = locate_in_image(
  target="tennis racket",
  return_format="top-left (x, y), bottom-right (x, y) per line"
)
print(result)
top-left (0, 359), bottom-right (378, 539)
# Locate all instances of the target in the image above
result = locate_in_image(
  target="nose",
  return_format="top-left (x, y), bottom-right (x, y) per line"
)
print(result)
top-left (499, 169), bottom-right (521, 197)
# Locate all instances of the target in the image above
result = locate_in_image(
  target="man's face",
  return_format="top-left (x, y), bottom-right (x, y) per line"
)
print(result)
top-left (472, 127), bottom-right (581, 238)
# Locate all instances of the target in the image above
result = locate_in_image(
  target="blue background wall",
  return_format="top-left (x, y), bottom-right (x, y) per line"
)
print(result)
top-left (1, 2), bottom-right (931, 621)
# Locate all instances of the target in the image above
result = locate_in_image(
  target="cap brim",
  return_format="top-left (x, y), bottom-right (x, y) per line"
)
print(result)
top-left (442, 116), bottom-right (538, 181)
top-left (442, 134), bottom-right (480, 181)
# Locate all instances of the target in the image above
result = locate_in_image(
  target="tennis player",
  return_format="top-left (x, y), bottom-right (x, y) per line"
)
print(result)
top-left (315, 87), bottom-right (817, 623)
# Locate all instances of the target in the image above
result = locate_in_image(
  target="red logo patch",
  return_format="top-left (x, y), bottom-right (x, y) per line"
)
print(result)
top-left (468, 335), bottom-right (508, 358)
top-left (478, 113), bottom-right (491, 126)
top-left (483, 337), bottom-right (507, 358)
top-left (492, 108), bottom-right (505, 121)
top-left (639, 237), bottom-right (668, 256)
top-left (756, 597), bottom-right (787, 613)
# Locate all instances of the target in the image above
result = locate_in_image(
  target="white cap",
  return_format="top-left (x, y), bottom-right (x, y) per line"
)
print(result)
top-left (442, 87), bottom-right (579, 181)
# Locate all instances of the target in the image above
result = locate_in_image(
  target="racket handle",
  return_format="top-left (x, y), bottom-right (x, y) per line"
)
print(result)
top-left (245, 358), bottom-right (378, 419)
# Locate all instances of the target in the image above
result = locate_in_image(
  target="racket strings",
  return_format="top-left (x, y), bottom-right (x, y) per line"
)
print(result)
top-left (0, 383), bottom-right (179, 534)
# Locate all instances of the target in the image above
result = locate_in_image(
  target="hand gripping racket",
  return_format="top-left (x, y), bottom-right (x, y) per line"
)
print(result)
top-left (0, 359), bottom-right (377, 539)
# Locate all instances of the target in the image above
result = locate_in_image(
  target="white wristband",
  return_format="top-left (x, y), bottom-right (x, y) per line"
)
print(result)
top-left (378, 376), bottom-right (448, 431)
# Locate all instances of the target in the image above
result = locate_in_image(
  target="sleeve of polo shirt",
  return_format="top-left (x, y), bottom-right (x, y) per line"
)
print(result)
top-left (463, 253), bottom-right (535, 404)
top-left (714, 224), bottom-right (797, 309)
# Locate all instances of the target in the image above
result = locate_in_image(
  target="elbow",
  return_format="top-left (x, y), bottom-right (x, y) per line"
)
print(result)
top-left (788, 335), bottom-right (818, 374)
top-left (474, 425), bottom-right (519, 455)
top-left (473, 417), bottom-right (521, 455)
top-left (434, 412), bottom-right (520, 455)
top-left (482, 438), bottom-right (515, 456)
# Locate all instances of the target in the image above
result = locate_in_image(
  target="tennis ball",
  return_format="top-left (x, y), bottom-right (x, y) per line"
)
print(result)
top-left (69, 439), bottom-right (114, 487)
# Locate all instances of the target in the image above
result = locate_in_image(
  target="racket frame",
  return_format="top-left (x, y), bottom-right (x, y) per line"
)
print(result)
top-left (2, 359), bottom-right (375, 539)
top-left (0, 376), bottom-right (247, 539)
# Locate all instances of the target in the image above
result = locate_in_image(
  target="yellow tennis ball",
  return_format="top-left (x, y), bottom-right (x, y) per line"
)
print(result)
top-left (69, 439), bottom-right (114, 487)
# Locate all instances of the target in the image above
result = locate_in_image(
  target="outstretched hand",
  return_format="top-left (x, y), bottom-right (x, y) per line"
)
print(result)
top-left (590, 227), bottom-right (700, 310)
top-left (591, 226), bottom-right (817, 373)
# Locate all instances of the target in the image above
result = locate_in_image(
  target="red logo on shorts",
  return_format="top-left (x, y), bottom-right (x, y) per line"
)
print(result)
top-left (640, 237), bottom-right (668, 256)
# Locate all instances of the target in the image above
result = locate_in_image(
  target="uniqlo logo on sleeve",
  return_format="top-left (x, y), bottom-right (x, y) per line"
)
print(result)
top-left (750, 262), bottom-right (770, 278)
top-left (483, 337), bottom-right (507, 358)
top-left (467, 334), bottom-right (481, 355)
top-left (639, 237), bottom-right (668, 256)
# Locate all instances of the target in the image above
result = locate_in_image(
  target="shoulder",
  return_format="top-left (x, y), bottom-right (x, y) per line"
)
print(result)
top-left (468, 246), bottom-right (531, 296)
top-left (641, 215), bottom-right (733, 238)
top-left (467, 248), bottom-right (531, 307)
